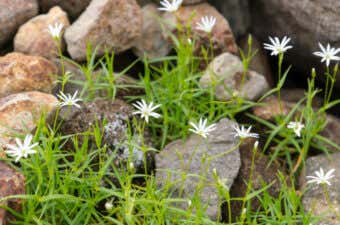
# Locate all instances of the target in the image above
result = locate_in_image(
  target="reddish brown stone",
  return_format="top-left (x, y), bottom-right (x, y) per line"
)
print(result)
top-left (0, 53), bottom-right (58, 97)
top-left (14, 6), bottom-right (70, 59)
top-left (0, 161), bottom-right (25, 225)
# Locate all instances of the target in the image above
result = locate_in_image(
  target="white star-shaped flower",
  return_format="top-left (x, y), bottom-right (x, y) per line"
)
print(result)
top-left (5, 134), bottom-right (38, 162)
top-left (189, 118), bottom-right (216, 138)
top-left (313, 43), bottom-right (340, 67)
top-left (48, 22), bottom-right (64, 39)
top-left (132, 100), bottom-right (161, 123)
top-left (196, 16), bottom-right (216, 33)
top-left (57, 90), bottom-right (82, 108)
top-left (287, 121), bottom-right (305, 137)
top-left (263, 36), bottom-right (293, 56)
top-left (158, 0), bottom-right (183, 12)
top-left (307, 167), bottom-right (335, 186)
top-left (232, 124), bottom-right (259, 139)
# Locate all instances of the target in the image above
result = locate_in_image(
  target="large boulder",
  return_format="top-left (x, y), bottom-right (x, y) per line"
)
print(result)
top-left (0, 53), bottom-right (57, 97)
top-left (14, 6), bottom-right (70, 59)
top-left (250, 0), bottom-right (340, 87)
top-left (156, 118), bottom-right (241, 220)
top-left (300, 152), bottom-right (340, 225)
top-left (38, 0), bottom-right (91, 20)
top-left (200, 52), bottom-right (269, 101)
top-left (0, 162), bottom-right (25, 225)
top-left (0, 0), bottom-right (38, 47)
top-left (64, 0), bottom-right (142, 61)
top-left (0, 92), bottom-right (58, 157)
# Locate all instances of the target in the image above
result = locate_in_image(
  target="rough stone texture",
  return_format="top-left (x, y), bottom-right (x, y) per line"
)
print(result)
top-left (209, 0), bottom-right (250, 39)
top-left (64, 0), bottom-right (142, 61)
top-left (58, 99), bottom-right (154, 176)
top-left (0, 0), bottom-right (38, 47)
top-left (239, 35), bottom-right (274, 86)
top-left (156, 118), bottom-right (241, 220)
top-left (226, 139), bottom-right (286, 221)
top-left (250, 0), bottom-right (340, 88)
top-left (200, 52), bottom-right (269, 101)
top-left (38, 0), bottom-right (91, 20)
top-left (14, 6), bottom-right (70, 59)
top-left (0, 92), bottom-right (58, 158)
top-left (300, 152), bottom-right (340, 225)
top-left (0, 53), bottom-right (57, 97)
top-left (163, 3), bottom-right (238, 58)
top-left (132, 4), bottom-right (172, 59)
top-left (0, 162), bottom-right (25, 225)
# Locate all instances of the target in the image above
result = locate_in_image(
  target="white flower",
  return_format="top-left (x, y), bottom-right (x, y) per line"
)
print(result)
top-left (196, 16), bottom-right (216, 33)
top-left (313, 43), bottom-right (340, 67)
top-left (287, 121), bottom-right (305, 137)
top-left (263, 36), bottom-right (293, 56)
top-left (132, 100), bottom-right (161, 123)
top-left (307, 168), bottom-right (335, 186)
top-left (5, 134), bottom-right (38, 162)
top-left (105, 201), bottom-right (113, 211)
top-left (189, 118), bottom-right (216, 138)
top-left (232, 124), bottom-right (259, 139)
top-left (158, 0), bottom-right (182, 12)
top-left (48, 22), bottom-right (64, 39)
top-left (57, 90), bottom-right (82, 108)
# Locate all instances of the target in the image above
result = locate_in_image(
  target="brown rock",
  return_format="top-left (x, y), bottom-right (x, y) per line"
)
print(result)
top-left (64, 0), bottom-right (142, 61)
top-left (0, 92), bottom-right (58, 157)
top-left (182, 0), bottom-right (205, 5)
top-left (0, 0), bottom-right (38, 47)
top-left (163, 3), bottom-right (238, 58)
top-left (227, 139), bottom-right (286, 221)
top-left (0, 162), bottom-right (25, 225)
top-left (14, 6), bottom-right (70, 59)
top-left (132, 4), bottom-right (172, 59)
top-left (38, 0), bottom-right (91, 19)
top-left (0, 53), bottom-right (57, 97)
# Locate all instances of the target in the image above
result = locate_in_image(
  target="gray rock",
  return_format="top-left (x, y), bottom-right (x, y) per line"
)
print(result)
top-left (200, 52), bottom-right (269, 101)
top-left (132, 4), bottom-right (172, 59)
top-left (250, 0), bottom-right (340, 88)
top-left (64, 0), bottom-right (142, 61)
top-left (156, 118), bottom-right (241, 220)
top-left (209, 0), bottom-right (250, 39)
top-left (0, 0), bottom-right (38, 47)
top-left (38, 0), bottom-right (91, 19)
top-left (300, 152), bottom-right (340, 225)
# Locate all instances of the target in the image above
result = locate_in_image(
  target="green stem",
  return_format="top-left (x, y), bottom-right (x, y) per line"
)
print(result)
top-left (277, 53), bottom-right (284, 113)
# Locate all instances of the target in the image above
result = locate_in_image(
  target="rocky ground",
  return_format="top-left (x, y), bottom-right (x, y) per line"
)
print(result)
top-left (0, 0), bottom-right (339, 224)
